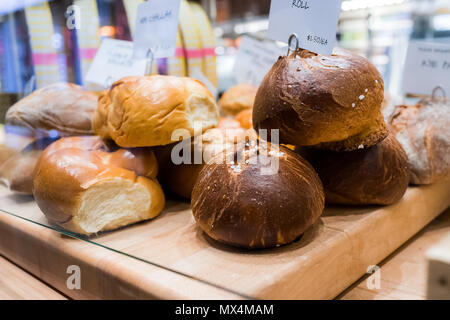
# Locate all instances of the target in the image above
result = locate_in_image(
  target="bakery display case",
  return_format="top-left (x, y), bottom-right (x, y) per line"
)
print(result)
top-left (0, 0), bottom-right (449, 302)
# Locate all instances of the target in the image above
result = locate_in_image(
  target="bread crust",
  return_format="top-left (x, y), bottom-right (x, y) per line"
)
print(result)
top-left (388, 97), bottom-right (450, 185)
top-left (253, 48), bottom-right (387, 151)
top-left (33, 136), bottom-right (165, 234)
top-left (191, 144), bottom-right (324, 249)
top-left (93, 75), bottom-right (219, 147)
top-left (298, 134), bottom-right (409, 205)
top-left (219, 84), bottom-right (258, 116)
top-left (6, 83), bottom-right (97, 135)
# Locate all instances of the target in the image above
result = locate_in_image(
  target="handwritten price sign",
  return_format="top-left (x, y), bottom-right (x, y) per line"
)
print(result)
top-left (132, 0), bottom-right (181, 59)
top-left (267, 0), bottom-right (342, 55)
top-left (402, 41), bottom-right (450, 95)
top-left (85, 39), bottom-right (146, 87)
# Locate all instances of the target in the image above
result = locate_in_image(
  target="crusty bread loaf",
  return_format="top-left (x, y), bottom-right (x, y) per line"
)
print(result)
top-left (33, 136), bottom-right (165, 235)
top-left (155, 118), bottom-right (247, 199)
top-left (219, 84), bottom-right (258, 116)
top-left (388, 97), bottom-right (450, 184)
top-left (191, 143), bottom-right (324, 249)
top-left (253, 48), bottom-right (387, 151)
top-left (93, 75), bottom-right (219, 147)
top-left (6, 83), bottom-right (97, 135)
top-left (298, 134), bottom-right (409, 205)
top-left (0, 137), bottom-right (58, 195)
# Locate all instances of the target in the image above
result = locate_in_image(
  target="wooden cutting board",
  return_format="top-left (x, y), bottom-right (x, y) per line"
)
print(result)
top-left (0, 181), bottom-right (449, 299)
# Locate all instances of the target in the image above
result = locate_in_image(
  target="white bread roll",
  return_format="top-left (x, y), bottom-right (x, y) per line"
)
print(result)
top-left (93, 75), bottom-right (219, 147)
top-left (33, 136), bottom-right (165, 235)
top-left (6, 83), bottom-right (98, 136)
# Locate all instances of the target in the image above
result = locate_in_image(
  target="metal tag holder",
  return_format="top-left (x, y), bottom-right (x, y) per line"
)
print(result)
top-left (286, 33), bottom-right (299, 58)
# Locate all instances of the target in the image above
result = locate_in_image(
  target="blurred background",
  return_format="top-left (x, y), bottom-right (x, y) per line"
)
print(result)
top-left (0, 0), bottom-right (449, 121)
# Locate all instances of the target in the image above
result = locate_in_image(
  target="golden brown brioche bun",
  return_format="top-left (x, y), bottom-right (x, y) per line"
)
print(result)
top-left (93, 75), bottom-right (219, 147)
top-left (298, 134), bottom-right (409, 205)
top-left (33, 136), bottom-right (165, 235)
top-left (388, 97), bottom-right (450, 185)
top-left (219, 84), bottom-right (258, 116)
top-left (191, 143), bottom-right (325, 249)
top-left (0, 137), bottom-right (58, 195)
top-left (155, 118), bottom-right (248, 199)
top-left (235, 109), bottom-right (253, 130)
top-left (6, 83), bottom-right (97, 136)
top-left (253, 48), bottom-right (388, 151)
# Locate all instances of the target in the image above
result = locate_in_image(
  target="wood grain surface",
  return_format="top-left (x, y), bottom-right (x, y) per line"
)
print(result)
top-left (0, 181), bottom-right (449, 299)
top-left (0, 256), bottom-right (66, 300)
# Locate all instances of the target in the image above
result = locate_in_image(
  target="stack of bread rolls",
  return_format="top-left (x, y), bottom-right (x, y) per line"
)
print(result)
top-left (28, 75), bottom-right (220, 235)
top-left (191, 47), bottom-right (411, 249)
top-left (0, 83), bottom-right (98, 195)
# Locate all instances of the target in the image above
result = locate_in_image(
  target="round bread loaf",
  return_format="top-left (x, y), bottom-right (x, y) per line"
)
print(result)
top-left (298, 134), bottom-right (409, 205)
top-left (93, 75), bottom-right (219, 147)
top-left (6, 83), bottom-right (97, 136)
top-left (253, 48), bottom-right (387, 151)
top-left (155, 118), bottom-right (247, 199)
top-left (33, 136), bottom-right (165, 235)
top-left (191, 143), bottom-right (324, 249)
top-left (219, 84), bottom-right (258, 116)
top-left (388, 97), bottom-right (450, 185)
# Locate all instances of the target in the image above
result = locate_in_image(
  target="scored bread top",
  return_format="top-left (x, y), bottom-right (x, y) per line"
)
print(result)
top-left (253, 47), bottom-right (387, 151)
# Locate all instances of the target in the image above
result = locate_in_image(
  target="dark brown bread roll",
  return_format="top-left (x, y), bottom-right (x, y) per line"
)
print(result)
top-left (191, 143), bottom-right (325, 249)
top-left (298, 134), bottom-right (409, 205)
top-left (253, 48), bottom-right (387, 151)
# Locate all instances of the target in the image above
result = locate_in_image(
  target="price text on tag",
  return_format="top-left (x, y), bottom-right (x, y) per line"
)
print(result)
top-left (132, 0), bottom-right (181, 60)
top-left (85, 38), bottom-right (146, 87)
top-left (267, 0), bottom-right (342, 56)
top-left (233, 35), bottom-right (286, 86)
top-left (402, 41), bottom-right (450, 96)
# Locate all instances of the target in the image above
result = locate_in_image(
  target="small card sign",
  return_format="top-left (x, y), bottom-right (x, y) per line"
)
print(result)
top-left (85, 38), bottom-right (146, 87)
top-left (267, 0), bottom-right (342, 55)
top-left (132, 0), bottom-right (181, 60)
top-left (233, 35), bottom-right (286, 85)
top-left (402, 41), bottom-right (450, 96)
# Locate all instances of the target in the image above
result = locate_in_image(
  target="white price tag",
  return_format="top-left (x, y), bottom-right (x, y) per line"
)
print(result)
top-left (402, 41), bottom-right (450, 96)
top-left (267, 0), bottom-right (342, 55)
top-left (132, 0), bottom-right (181, 59)
top-left (85, 39), bottom-right (146, 87)
top-left (233, 36), bottom-right (286, 86)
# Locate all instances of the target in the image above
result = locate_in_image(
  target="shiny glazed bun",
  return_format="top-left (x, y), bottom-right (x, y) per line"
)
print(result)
top-left (219, 84), bottom-right (258, 116)
top-left (33, 136), bottom-right (165, 235)
top-left (191, 143), bottom-right (325, 249)
top-left (253, 48), bottom-right (387, 151)
top-left (298, 134), bottom-right (409, 205)
top-left (93, 75), bottom-right (219, 147)
top-left (6, 83), bottom-right (97, 135)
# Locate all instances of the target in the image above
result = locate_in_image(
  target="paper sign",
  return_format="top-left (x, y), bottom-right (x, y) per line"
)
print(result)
top-left (132, 0), bottom-right (181, 59)
top-left (233, 35), bottom-right (286, 85)
top-left (85, 38), bottom-right (146, 87)
top-left (267, 0), bottom-right (342, 55)
top-left (402, 41), bottom-right (450, 96)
